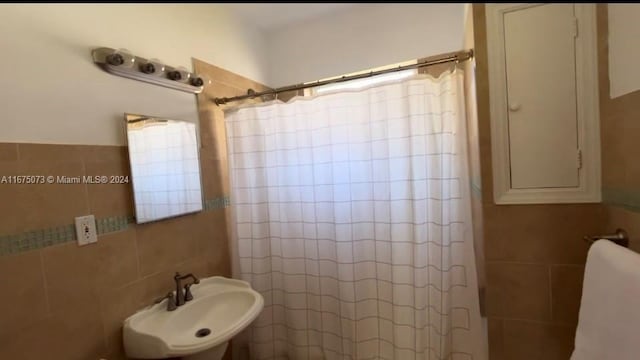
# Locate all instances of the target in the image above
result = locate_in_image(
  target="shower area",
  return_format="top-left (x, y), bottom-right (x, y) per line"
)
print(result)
top-left (191, 4), bottom-right (487, 359)
top-left (201, 19), bottom-right (486, 358)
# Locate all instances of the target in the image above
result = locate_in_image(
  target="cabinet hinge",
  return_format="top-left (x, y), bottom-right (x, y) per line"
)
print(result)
top-left (577, 149), bottom-right (583, 169)
top-left (572, 17), bottom-right (579, 38)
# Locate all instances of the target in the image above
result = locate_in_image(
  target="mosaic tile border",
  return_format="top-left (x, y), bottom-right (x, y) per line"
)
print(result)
top-left (470, 181), bottom-right (482, 198)
top-left (603, 187), bottom-right (640, 213)
top-left (0, 195), bottom-right (230, 257)
top-left (96, 215), bottom-right (135, 235)
top-left (204, 196), bottom-right (231, 211)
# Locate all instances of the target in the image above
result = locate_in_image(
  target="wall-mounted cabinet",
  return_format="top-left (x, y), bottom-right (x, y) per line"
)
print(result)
top-left (486, 3), bottom-right (601, 204)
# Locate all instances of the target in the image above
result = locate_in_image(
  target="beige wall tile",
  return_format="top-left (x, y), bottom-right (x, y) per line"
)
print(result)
top-left (209, 252), bottom-right (232, 278)
top-left (603, 102), bottom-right (640, 190)
top-left (41, 229), bottom-right (138, 312)
top-left (502, 320), bottom-right (576, 360)
top-left (486, 262), bottom-right (551, 321)
top-left (135, 214), bottom-right (200, 276)
top-left (0, 251), bottom-right (48, 338)
top-left (484, 204), bottom-right (604, 264)
top-left (219, 157), bottom-right (230, 196)
top-left (200, 156), bottom-right (225, 200)
top-left (0, 143), bottom-right (18, 161)
top-left (550, 265), bottom-right (585, 325)
top-left (481, 205), bottom-right (507, 262)
top-left (487, 318), bottom-right (504, 360)
top-left (84, 147), bottom-right (134, 218)
top-left (17, 143), bottom-right (84, 162)
top-left (212, 107), bottom-right (229, 161)
top-left (192, 210), bottom-right (229, 267)
top-left (197, 103), bottom-right (229, 162)
top-left (0, 159), bottom-right (88, 233)
top-left (136, 268), bottom-right (177, 305)
top-left (80, 145), bottom-right (129, 162)
top-left (198, 105), bottom-right (225, 152)
top-left (0, 304), bottom-right (106, 360)
top-left (176, 255), bottom-right (211, 278)
top-left (100, 281), bottom-right (144, 358)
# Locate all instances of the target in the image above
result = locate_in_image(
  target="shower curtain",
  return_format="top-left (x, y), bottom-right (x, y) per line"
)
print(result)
top-left (225, 70), bottom-right (484, 360)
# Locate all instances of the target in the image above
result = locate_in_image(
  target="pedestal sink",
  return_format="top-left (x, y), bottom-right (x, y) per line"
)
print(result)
top-left (123, 276), bottom-right (264, 359)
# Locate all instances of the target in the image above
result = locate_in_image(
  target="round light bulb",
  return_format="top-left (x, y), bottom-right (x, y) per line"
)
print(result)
top-left (190, 74), bottom-right (211, 87)
top-left (139, 58), bottom-right (165, 75)
top-left (106, 48), bottom-right (135, 68)
top-left (166, 66), bottom-right (190, 82)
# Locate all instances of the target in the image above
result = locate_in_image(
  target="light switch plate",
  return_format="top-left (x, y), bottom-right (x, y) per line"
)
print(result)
top-left (75, 215), bottom-right (98, 246)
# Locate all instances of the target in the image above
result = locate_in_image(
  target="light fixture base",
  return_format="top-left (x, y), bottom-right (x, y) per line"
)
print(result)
top-left (92, 47), bottom-right (204, 94)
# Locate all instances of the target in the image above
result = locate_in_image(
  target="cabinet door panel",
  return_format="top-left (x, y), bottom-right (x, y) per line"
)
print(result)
top-left (504, 4), bottom-right (579, 189)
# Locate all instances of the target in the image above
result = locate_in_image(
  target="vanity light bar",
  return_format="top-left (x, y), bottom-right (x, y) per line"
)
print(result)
top-left (91, 47), bottom-right (208, 94)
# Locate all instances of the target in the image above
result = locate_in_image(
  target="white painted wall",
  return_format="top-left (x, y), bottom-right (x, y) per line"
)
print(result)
top-left (0, 4), bottom-right (269, 145)
top-left (608, 4), bottom-right (640, 98)
top-left (266, 4), bottom-right (466, 87)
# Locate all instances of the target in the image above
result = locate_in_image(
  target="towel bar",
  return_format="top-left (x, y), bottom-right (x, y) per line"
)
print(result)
top-left (583, 228), bottom-right (629, 248)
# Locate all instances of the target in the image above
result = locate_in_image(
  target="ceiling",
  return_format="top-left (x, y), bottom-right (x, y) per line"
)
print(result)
top-left (222, 3), bottom-right (357, 31)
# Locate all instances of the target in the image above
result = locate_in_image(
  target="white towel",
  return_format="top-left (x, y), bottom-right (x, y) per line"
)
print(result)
top-left (571, 239), bottom-right (640, 360)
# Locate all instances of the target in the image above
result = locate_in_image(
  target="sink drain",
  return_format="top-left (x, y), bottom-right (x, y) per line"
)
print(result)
top-left (195, 328), bottom-right (211, 338)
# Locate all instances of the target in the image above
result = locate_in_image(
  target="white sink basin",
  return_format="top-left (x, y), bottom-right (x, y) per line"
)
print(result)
top-left (123, 276), bottom-right (264, 359)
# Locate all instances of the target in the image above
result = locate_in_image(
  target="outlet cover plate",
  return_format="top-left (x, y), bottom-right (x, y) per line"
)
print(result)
top-left (75, 215), bottom-right (98, 246)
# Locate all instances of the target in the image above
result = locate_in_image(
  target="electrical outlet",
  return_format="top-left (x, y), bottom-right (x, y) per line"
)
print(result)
top-left (75, 215), bottom-right (98, 246)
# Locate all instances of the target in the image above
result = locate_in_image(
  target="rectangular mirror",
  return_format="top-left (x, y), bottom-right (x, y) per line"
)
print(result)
top-left (125, 113), bottom-right (203, 224)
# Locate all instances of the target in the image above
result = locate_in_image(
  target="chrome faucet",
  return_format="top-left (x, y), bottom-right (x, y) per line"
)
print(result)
top-left (174, 272), bottom-right (200, 306)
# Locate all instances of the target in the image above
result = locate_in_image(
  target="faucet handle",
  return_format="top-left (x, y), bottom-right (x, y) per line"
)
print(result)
top-left (154, 292), bottom-right (177, 311)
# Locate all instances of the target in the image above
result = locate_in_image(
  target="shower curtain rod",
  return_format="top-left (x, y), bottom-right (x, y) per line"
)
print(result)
top-left (213, 49), bottom-right (473, 105)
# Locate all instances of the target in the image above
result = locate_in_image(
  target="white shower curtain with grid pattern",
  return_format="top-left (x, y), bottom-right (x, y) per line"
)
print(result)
top-left (225, 70), bottom-right (484, 360)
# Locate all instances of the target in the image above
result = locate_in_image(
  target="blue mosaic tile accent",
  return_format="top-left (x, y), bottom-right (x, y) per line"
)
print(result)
top-left (0, 225), bottom-right (75, 256)
top-left (0, 195), bottom-right (231, 257)
top-left (204, 196), bottom-right (230, 211)
top-left (95, 215), bottom-right (134, 235)
top-left (470, 180), bottom-right (482, 198)
top-left (603, 187), bottom-right (640, 213)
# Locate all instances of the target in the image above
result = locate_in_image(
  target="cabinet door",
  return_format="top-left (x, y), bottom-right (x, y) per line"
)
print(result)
top-left (504, 4), bottom-right (579, 189)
